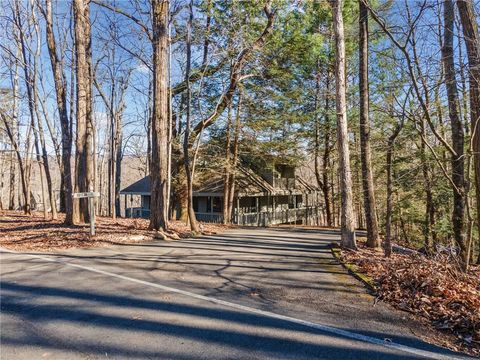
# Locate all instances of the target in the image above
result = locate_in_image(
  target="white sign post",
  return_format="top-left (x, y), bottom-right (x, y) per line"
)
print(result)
top-left (72, 192), bottom-right (100, 236)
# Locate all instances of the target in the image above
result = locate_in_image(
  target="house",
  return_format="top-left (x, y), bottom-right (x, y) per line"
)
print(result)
top-left (120, 163), bottom-right (321, 226)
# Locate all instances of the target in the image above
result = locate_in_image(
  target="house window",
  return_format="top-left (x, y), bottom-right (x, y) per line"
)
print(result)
top-left (296, 195), bottom-right (302, 207)
top-left (142, 195), bottom-right (151, 209)
top-left (193, 197), bottom-right (198, 212)
top-left (250, 197), bottom-right (257, 213)
top-left (288, 196), bottom-right (294, 209)
top-left (212, 197), bottom-right (222, 213)
top-left (206, 197), bottom-right (211, 213)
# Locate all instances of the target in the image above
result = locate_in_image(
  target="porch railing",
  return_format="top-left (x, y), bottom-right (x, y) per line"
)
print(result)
top-left (126, 207), bottom-right (150, 219)
top-left (234, 206), bottom-right (319, 226)
top-left (195, 212), bottom-right (224, 223)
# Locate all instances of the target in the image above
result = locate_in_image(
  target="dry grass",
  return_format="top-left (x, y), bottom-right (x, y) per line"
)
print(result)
top-left (0, 210), bottom-right (230, 252)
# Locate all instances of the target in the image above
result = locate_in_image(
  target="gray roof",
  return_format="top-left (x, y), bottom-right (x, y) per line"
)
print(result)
top-left (121, 168), bottom-right (319, 197)
top-left (120, 176), bottom-right (150, 195)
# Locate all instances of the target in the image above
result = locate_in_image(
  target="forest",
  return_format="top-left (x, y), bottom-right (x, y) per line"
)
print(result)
top-left (1, 0), bottom-right (480, 271)
top-left (2, 0), bottom-right (480, 356)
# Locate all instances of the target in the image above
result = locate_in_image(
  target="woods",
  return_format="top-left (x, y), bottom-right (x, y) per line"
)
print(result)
top-left (1, 0), bottom-right (480, 269)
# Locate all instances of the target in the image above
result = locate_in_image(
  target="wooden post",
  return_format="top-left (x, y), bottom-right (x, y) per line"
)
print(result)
top-left (293, 194), bottom-right (297, 225)
top-left (88, 196), bottom-right (95, 236)
top-left (236, 197), bottom-right (240, 225)
top-left (73, 192), bottom-right (99, 236)
top-left (256, 197), bottom-right (259, 226)
top-left (305, 193), bottom-right (309, 225)
top-left (272, 196), bottom-right (276, 224)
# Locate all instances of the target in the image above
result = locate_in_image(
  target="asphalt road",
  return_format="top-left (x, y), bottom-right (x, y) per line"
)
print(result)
top-left (0, 227), bottom-right (474, 359)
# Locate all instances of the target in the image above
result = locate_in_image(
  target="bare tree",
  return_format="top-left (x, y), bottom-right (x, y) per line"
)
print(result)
top-left (457, 0), bottom-right (480, 265)
top-left (441, 0), bottom-right (467, 266)
top-left (41, 0), bottom-right (73, 224)
top-left (183, 0), bottom-right (199, 232)
top-left (149, 0), bottom-right (170, 231)
top-left (73, 0), bottom-right (95, 223)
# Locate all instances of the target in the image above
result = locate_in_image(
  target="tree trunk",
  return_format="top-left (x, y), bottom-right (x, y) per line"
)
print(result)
top-left (1, 114), bottom-right (30, 214)
top-left (330, 0), bottom-right (356, 249)
top-left (385, 120), bottom-right (403, 257)
top-left (457, 0), bottom-right (480, 265)
top-left (442, 0), bottom-right (467, 267)
top-left (149, 0), bottom-right (170, 231)
top-left (14, 0), bottom-right (47, 217)
top-left (115, 131), bottom-right (122, 216)
top-left (222, 100), bottom-right (233, 224)
top-left (314, 66), bottom-right (333, 227)
top-left (183, 0), bottom-right (199, 232)
top-left (359, 0), bottom-right (379, 247)
top-left (227, 88), bottom-right (243, 222)
top-left (8, 60), bottom-right (19, 211)
top-left (323, 71), bottom-right (333, 227)
top-left (385, 141), bottom-right (394, 257)
top-left (73, 0), bottom-right (95, 224)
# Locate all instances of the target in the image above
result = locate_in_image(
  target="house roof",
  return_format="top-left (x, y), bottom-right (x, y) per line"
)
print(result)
top-left (194, 165), bottom-right (276, 197)
top-left (194, 165), bottom-right (319, 197)
top-left (120, 176), bottom-right (150, 195)
top-left (121, 166), bottom-right (320, 197)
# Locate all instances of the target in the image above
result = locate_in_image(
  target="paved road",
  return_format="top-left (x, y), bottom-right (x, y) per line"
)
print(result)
top-left (0, 228), bottom-right (473, 359)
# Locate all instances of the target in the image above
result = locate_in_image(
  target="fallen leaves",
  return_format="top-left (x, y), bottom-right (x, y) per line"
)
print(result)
top-left (0, 210), bottom-right (231, 252)
top-left (341, 244), bottom-right (480, 356)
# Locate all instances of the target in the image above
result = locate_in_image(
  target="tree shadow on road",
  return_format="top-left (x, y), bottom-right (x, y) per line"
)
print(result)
top-left (0, 280), bottom-right (465, 360)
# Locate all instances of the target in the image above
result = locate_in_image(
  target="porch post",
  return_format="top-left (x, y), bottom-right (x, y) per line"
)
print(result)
top-left (305, 193), bottom-right (309, 226)
top-left (236, 197), bottom-right (240, 225)
top-left (293, 194), bottom-right (297, 225)
top-left (124, 194), bottom-right (127, 218)
top-left (130, 194), bottom-right (133, 218)
top-left (256, 197), bottom-right (259, 226)
top-left (272, 196), bottom-right (276, 224)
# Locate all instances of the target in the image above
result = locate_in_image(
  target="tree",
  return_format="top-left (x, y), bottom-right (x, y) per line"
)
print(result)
top-left (183, 1), bottom-right (276, 231)
top-left (330, 0), bottom-right (356, 249)
top-left (441, 0), bottom-right (467, 267)
top-left (457, 0), bottom-right (480, 265)
top-left (149, 0), bottom-right (170, 231)
top-left (183, 0), bottom-right (199, 232)
top-left (73, 0), bottom-right (95, 224)
top-left (358, 0), bottom-right (379, 247)
top-left (41, 0), bottom-right (73, 224)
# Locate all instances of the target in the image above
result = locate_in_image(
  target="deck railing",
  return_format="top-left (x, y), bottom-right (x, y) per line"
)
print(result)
top-left (125, 207), bottom-right (150, 219)
top-left (125, 206), bottom-right (319, 227)
top-left (195, 212), bottom-right (224, 223)
top-left (234, 206), bottom-right (319, 226)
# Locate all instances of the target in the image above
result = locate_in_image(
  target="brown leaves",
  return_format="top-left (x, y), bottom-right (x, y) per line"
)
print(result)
top-left (0, 210), bottom-right (229, 252)
top-left (342, 245), bottom-right (480, 356)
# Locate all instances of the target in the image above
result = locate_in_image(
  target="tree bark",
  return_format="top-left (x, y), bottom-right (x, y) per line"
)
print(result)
top-left (330, 0), bottom-right (356, 249)
top-left (359, 0), bottom-right (379, 247)
top-left (149, 0), bottom-right (170, 231)
top-left (457, 0), bottom-right (480, 265)
top-left (73, 0), bottom-right (95, 224)
top-left (183, 0), bottom-right (199, 232)
top-left (222, 100), bottom-right (233, 224)
top-left (228, 89), bottom-right (242, 222)
top-left (385, 119), bottom-right (404, 257)
top-left (442, 0), bottom-right (467, 267)
top-left (43, 0), bottom-right (73, 222)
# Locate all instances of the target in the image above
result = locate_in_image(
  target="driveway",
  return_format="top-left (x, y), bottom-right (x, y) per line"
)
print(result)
top-left (0, 227), bottom-right (472, 359)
